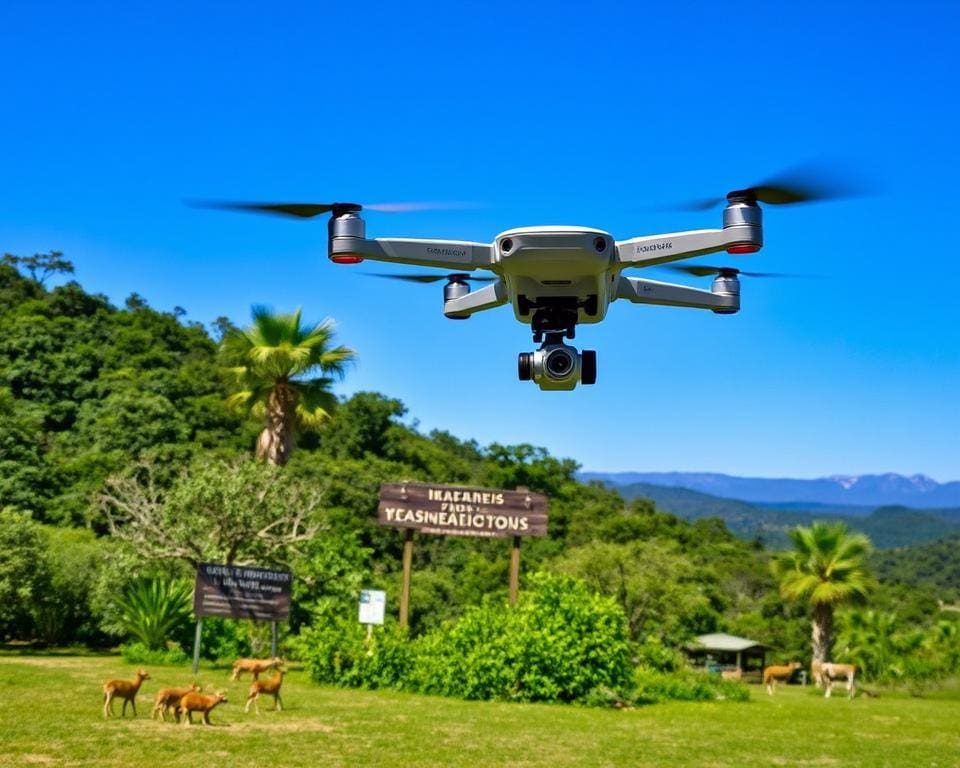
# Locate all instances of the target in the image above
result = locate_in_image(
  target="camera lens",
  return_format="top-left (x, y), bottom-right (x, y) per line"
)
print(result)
top-left (545, 348), bottom-right (573, 378)
top-left (518, 352), bottom-right (532, 381)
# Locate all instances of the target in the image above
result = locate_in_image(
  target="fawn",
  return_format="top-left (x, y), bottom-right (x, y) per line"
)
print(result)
top-left (231, 656), bottom-right (283, 681)
top-left (179, 691), bottom-right (228, 726)
top-left (245, 668), bottom-right (284, 714)
top-left (152, 682), bottom-right (200, 722)
top-left (103, 668), bottom-right (151, 718)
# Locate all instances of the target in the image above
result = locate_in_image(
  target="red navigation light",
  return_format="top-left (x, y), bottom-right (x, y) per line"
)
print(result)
top-left (330, 255), bottom-right (364, 264)
top-left (726, 244), bottom-right (760, 254)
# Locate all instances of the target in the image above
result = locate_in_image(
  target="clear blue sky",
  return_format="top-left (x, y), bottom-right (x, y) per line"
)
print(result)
top-left (1, 1), bottom-right (958, 480)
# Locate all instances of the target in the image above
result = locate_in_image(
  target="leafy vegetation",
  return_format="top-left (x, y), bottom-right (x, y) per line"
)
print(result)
top-left (1, 258), bottom-right (958, 699)
top-left (772, 522), bottom-right (875, 662)
top-left (221, 305), bottom-right (356, 465)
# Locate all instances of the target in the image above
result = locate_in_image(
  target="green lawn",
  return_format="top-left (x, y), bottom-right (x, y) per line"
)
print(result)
top-left (1, 655), bottom-right (958, 767)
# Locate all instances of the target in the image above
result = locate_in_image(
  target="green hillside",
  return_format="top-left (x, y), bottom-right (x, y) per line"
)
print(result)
top-left (615, 482), bottom-right (960, 549)
top-left (1, 258), bottom-right (958, 697)
top-left (873, 534), bottom-right (960, 604)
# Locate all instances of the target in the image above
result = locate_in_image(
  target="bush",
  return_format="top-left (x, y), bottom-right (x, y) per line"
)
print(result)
top-left (196, 618), bottom-right (252, 662)
top-left (120, 641), bottom-right (190, 666)
top-left (631, 668), bottom-right (750, 704)
top-left (114, 578), bottom-right (193, 650)
top-left (301, 572), bottom-right (633, 704)
top-left (0, 508), bottom-right (51, 640)
top-left (299, 617), bottom-right (414, 690)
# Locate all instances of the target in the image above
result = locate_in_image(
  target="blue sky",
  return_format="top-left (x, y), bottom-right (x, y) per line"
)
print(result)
top-left (1, 1), bottom-right (958, 480)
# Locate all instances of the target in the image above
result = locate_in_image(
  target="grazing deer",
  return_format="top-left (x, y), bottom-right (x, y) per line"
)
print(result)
top-left (103, 668), bottom-right (150, 718)
top-left (180, 691), bottom-right (228, 726)
top-left (152, 682), bottom-right (200, 722)
top-left (821, 662), bottom-right (857, 699)
top-left (231, 656), bottom-right (283, 681)
top-left (245, 668), bottom-right (284, 714)
top-left (810, 659), bottom-right (826, 688)
top-left (763, 662), bottom-right (801, 695)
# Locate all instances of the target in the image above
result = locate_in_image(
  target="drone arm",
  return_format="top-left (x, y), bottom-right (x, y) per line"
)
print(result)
top-left (616, 228), bottom-right (758, 268)
top-left (614, 276), bottom-right (739, 313)
top-left (442, 280), bottom-right (509, 319)
top-left (330, 237), bottom-right (494, 271)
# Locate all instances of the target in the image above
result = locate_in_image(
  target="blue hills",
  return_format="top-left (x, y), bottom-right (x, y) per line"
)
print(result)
top-left (578, 471), bottom-right (960, 509)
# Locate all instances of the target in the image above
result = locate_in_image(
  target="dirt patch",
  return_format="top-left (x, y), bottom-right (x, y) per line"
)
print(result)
top-left (20, 756), bottom-right (59, 765)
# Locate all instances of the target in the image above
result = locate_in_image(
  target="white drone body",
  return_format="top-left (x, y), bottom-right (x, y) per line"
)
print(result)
top-left (323, 200), bottom-right (761, 389)
top-left (202, 169), bottom-right (844, 390)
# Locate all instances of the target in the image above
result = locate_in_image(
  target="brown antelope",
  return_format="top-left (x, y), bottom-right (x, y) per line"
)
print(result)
top-left (180, 691), bottom-right (228, 726)
top-left (245, 668), bottom-right (284, 714)
top-left (231, 656), bottom-right (283, 681)
top-left (102, 668), bottom-right (150, 718)
top-left (821, 662), bottom-right (857, 699)
top-left (763, 662), bottom-right (801, 695)
top-left (152, 682), bottom-right (200, 722)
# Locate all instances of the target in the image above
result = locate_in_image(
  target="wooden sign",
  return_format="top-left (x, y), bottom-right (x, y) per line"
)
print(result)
top-left (193, 563), bottom-right (292, 622)
top-left (378, 482), bottom-right (548, 538)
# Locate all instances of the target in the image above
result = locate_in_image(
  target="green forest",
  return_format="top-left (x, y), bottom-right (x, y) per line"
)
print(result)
top-left (2, 254), bottom-right (959, 703)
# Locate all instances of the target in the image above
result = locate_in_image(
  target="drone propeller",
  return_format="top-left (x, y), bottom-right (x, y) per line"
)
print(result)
top-left (662, 265), bottom-right (816, 279)
top-left (189, 200), bottom-right (472, 218)
top-left (670, 161), bottom-right (866, 211)
top-left (365, 271), bottom-right (497, 284)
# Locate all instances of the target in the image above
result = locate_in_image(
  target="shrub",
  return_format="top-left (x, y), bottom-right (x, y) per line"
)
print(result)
top-left (121, 641), bottom-right (190, 666)
top-left (196, 618), bottom-right (252, 662)
top-left (114, 578), bottom-right (193, 650)
top-left (0, 508), bottom-right (51, 641)
top-left (301, 572), bottom-right (634, 704)
top-left (631, 668), bottom-right (750, 704)
top-left (300, 618), bottom-right (414, 690)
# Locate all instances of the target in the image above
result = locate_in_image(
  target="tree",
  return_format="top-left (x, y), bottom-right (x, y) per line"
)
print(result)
top-left (771, 522), bottom-right (875, 663)
top-left (221, 306), bottom-right (356, 465)
top-left (100, 458), bottom-right (327, 567)
top-left (2, 251), bottom-right (74, 286)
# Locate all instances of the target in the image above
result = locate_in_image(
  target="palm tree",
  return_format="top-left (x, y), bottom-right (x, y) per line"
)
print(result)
top-left (771, 522), bottom-right (875, 663)
top-left (221, 306), bottom-right (356, 465)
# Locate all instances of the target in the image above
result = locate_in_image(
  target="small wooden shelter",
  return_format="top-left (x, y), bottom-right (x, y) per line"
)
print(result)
top-left (685, 632), bottom-right (769, 682)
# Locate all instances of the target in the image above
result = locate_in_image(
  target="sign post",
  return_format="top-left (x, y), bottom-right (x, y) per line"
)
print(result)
top-left (192, 563), bottom-right (292, 671)
top-left (359, 589), bottom-right (386, 648)
top-left (400, 530), bottom-right (414, 630)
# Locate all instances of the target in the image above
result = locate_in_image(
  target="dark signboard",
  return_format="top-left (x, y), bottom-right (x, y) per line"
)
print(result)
top-left (193, 563), bottom-right (292, 622)
top-left (378, 482), bottom-right (548, 538)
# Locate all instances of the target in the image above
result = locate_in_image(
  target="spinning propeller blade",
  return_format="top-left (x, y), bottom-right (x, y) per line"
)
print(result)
top-left (189, 200), bottom-right (474, 218)
top-left (669, 161), bottom-right (868, 211)
top-left (365, 272), bottom-right (497, 284)
top-left (662, 265), bottom-right (817, 279)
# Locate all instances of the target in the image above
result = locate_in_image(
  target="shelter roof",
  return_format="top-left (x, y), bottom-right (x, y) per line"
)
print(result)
top-left (687, 632), bottom-right (769, 652)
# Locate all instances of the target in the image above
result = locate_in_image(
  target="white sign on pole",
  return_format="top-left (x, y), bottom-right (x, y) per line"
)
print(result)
top-left (358, 589), bottom-right (386, 625)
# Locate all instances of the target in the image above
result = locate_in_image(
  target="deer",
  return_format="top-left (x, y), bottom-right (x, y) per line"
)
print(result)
top-left (102, 668), bottom-right (150, 718)
top-left (763, 662), bottom-right (801, 695)
top-left (152, 682), bottom-right (200, 722)
top-left (180, 690), bottom-right (228, 726)
top-left (231, 656), bottom-right (283, 681)
top-left (244, 668), bottom-right (284, 714)
top-left (820, 662), bottom-right (857, 699)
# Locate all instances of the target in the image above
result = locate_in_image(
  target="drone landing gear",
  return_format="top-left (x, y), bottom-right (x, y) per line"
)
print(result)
top-left (518, 300), bottom-right (596, 390)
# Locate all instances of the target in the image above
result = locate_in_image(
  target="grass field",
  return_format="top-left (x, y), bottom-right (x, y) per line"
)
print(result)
top-left (1, 655), bottom-right (959, 767)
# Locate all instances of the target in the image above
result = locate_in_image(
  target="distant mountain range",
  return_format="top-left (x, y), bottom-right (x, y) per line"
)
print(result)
top-left (605, 481), bottom-right (960, 549)
top-left (578, 471), bottom-right (960, 508)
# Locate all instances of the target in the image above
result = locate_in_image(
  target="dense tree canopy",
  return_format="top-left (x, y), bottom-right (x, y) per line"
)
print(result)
top-left (0, 258), bottom-right (957, 682)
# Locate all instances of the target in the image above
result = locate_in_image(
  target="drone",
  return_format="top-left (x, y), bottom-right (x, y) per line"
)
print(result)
top-left (198, 167), bottom-right (854, 391)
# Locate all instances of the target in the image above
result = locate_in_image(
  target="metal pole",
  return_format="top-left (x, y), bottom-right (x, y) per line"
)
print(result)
top-left (191, 619), bottom-right (202, 674)
top-left (399, 529), bottom-right (414, 629)
top-left (271, 621), bottom-right (278, 658)
top-left (509, 535), bottom-right (521, 607)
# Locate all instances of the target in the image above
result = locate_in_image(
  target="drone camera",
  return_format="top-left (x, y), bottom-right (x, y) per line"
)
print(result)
top-left (518, 343), bottom-right (596, 390)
